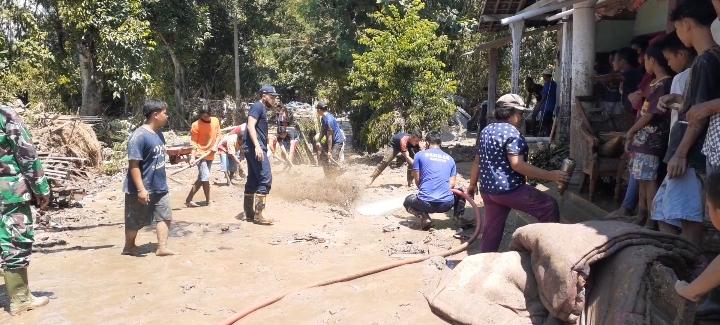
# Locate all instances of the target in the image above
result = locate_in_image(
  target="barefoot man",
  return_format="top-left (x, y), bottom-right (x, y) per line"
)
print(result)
top-left (122, 100), bottom-right (175, 256)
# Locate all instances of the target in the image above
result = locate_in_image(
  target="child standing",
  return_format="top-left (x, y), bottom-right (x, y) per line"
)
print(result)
top-left (653, 32), bottom-right (705, 243)
top-left (625, 42), bottom-right (675, 227)
top-left (676, 172), bottom-right (720, 301)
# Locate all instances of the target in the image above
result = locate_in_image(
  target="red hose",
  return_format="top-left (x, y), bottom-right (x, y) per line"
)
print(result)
top-left (220, 188), bottom-right (484, 324)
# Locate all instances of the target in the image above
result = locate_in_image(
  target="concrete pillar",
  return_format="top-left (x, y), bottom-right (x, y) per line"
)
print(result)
top-left (570, 1), bottom-right (595, 175)
top-left (558, 19), bottom-right (573, 144)
top-left (510, 20), bottom-right (525, 94)
top-left (487, 47), bottom-right (499, 119)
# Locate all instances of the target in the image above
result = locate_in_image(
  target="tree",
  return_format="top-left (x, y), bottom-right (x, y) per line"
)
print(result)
top-left (56, 0), bottom-right (154, 115)
top-left (146, 0), bottom-right (212, 124)
top-left (349, 0), bottom-right (457, 151)
top-left (0, 0), bottom-right (54, 105)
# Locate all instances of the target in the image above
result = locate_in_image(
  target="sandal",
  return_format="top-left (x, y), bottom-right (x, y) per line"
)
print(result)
top-left (185, 201), bottom-right (201, 208)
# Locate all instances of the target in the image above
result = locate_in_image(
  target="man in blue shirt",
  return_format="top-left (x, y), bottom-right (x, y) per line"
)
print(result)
top-left (123, 100), bottom-right (174, 256)
top-left (403, 132), bottom-right (457, 230)
top-left (468, 94), bottom-right (568, 252)
top-left (316, 101), bottom-right (345, 177)
top-left (243, 85), bottom-right (278, 225)
top-left (538, 69), bottom-right (557, 136)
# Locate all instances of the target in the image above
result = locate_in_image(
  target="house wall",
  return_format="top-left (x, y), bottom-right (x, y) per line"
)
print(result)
top-left (594, 0), bottom-right (669, 53)
top-left (596, 20), bottom-right (636, 52)
top-left (634, 0), bottom-right (669, 35)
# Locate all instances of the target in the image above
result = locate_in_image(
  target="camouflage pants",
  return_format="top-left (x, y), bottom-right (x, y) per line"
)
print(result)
top-left (0, 203), bottom-right (34, 270)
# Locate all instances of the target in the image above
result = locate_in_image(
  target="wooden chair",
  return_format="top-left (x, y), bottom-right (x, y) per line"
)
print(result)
top-left (576, 96), bottom-right (626, 201)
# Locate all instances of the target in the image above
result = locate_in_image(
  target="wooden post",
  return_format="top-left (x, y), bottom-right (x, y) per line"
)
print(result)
top-left (510, 20), bottom-right (525, 94)
top-left (487, 47), bottom-right (499, 121)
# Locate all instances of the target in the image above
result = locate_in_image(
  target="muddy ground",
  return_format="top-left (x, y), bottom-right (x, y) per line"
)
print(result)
top-left (0, 146), bottom-right (574, 324)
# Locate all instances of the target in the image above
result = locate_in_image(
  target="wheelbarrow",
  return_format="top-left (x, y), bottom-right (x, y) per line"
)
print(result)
top-left (166, 145), bottom-right (193, 165)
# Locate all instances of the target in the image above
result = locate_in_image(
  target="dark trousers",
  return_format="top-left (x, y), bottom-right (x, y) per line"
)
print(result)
top-left (403, 194), bottom-right (454, 214)
top-left (320, 143), bottom-right (343, 176)
top-left (371, 147), bottom-right (414, 185)
top-left (244, 148), bottom-right (272, 195)
top-left (479, 185), bottom-right (559, 252)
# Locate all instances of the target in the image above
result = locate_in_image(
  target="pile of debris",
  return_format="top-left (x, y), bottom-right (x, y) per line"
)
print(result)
top-left (26, 111), bottom-right (104, 205)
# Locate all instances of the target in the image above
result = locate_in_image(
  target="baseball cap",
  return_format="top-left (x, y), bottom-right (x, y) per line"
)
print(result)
top-left (496, 94), bottom-right (532, 111)
top-left (542, 68), bottom-right (553, 75)
top-left (259, 85), bottom-right (280, 96)
top-left (316, 101), bottom-right (328, 110)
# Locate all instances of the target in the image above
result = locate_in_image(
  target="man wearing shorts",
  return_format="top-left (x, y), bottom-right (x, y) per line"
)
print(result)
top-left (218, 123), bottom-right (246, 184)
top-left (123, 100), bottom-right (175, 256)
top-left (185, 108), bottom-right (221, 207)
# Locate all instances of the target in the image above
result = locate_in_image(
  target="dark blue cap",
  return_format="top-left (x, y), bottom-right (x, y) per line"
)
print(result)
top-left (259, 85), bottom-right (279, 96)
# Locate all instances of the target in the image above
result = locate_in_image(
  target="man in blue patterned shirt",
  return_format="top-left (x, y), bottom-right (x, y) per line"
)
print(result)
top-left (467, 94), bottom-right (569, 252)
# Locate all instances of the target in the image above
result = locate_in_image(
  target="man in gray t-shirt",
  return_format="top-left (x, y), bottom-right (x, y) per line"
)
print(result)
top-left (122, 100), bottom-right (175, 257)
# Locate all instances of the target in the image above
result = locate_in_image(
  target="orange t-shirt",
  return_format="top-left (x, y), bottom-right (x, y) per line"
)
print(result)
top-left (191, 117), bottom-right (221, 161)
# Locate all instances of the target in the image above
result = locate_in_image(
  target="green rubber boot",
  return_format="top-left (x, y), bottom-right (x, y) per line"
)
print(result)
top-left (4, 268), bottom-right (49, 315)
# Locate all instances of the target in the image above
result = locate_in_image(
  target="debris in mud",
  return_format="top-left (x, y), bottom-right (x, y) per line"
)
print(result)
top-left (329, 207), bottom-right (352, 218)
top-left (382, 224), bottom-right (400, 233)
top-left (180, 284), bottom-right (196, 294)
top-left (290, 232), bottom-right (327, 244)
top-left (34, 238), bottom-right (68, 249)
top-left (388, 241), bottom-right (428, 256)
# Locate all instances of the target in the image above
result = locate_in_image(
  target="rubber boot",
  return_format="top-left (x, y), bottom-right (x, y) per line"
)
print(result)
top-left (253, 194), bottom-right (273, 225)
top-left (243, 194), bottom-right (255, 222)
top-left (3, 268), bottom-right (49, 315)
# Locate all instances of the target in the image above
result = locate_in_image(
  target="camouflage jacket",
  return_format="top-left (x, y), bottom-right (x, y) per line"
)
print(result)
top-left (0, 105), bottom-right (50, 204)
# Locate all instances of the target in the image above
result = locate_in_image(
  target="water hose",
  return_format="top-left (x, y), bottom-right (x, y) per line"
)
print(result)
top-left (221, 188), bottom-right (484, 324)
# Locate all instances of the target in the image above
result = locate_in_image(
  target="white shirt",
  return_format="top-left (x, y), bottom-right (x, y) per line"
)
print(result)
top-left (669, 68), bottom-right (690, 130)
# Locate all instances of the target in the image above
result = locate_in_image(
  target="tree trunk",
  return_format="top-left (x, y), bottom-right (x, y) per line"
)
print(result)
top-left (78, 39), bottom-right (103, 116)
top-left (233, 21), bottom-right (245, 121)
top-left (159, 34), bottom-right (186, 127)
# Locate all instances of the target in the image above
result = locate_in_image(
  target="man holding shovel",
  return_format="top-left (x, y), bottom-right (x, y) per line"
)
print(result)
top-left (243, 85), bottom-right (279, 225)
top-left (185, 108), bottom-right (221, 207)
top-left (315, 101), bottom-right (345, 177)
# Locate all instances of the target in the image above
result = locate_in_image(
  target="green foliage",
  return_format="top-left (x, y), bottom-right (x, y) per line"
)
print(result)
top-left (349, 0), bottom-right (457, 151)
top-left (0, 1), bottom-right (58, 105)
top-left (57, 0), bottom-right (156, 96)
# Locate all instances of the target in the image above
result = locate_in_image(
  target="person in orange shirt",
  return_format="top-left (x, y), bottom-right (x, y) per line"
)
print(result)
top-left (185, 108), bottom-right (221, 207)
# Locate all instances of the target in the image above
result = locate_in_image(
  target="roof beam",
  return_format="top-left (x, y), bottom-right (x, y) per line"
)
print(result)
top-left (472, 24), bottom-right (562, 52)
top-left (501, 0), bottom-right (592, 25)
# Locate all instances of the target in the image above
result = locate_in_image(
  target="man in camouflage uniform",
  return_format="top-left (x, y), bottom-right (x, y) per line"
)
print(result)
top-left (0, 105), bottom-right (50, 315)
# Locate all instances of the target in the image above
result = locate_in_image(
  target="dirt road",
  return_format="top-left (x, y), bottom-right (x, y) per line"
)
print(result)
top-left (1, 156), bottom-right (480, 324)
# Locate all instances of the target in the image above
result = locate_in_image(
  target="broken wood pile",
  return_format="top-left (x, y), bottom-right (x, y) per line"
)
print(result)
top-left (42, 115), bottom-right (103, 125)
top-left (38, 153), bottom-right (89, 202)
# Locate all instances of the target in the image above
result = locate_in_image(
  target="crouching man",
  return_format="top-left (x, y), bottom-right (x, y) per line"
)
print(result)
top-left (468, 94), bottom-right (568, 253)
top-left (403, 132), bottom-right (457, 230)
